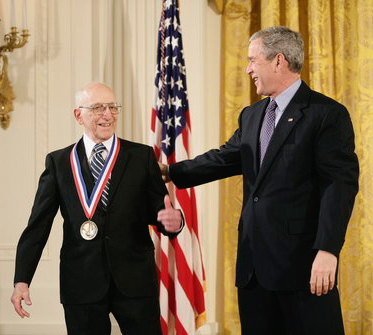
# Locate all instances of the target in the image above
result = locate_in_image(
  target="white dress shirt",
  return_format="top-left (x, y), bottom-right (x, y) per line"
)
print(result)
top-left (83, 134), bottom-right (114, 167)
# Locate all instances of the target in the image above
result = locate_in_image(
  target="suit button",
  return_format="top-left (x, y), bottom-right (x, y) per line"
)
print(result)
top-left (253, 196), bottom-right (259, 202)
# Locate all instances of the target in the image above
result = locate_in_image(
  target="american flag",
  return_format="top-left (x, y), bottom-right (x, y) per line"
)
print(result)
top-left (150, 0), bottom-right (206, 334)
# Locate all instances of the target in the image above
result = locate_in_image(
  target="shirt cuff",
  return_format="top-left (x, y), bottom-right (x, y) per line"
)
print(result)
top-left (177, 209), bottom-right (185, 233)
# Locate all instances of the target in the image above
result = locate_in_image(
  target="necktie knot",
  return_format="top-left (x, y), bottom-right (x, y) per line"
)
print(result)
top-left (266, 100), bottom-right (277, 114)
top-left (93, 143), bottom-right (106, 155)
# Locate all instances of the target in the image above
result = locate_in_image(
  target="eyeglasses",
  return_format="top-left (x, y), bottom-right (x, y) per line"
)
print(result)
top-left (79, 103), bottom-right (122, 116)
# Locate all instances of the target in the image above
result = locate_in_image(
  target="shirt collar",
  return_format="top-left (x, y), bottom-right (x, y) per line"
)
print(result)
top-left (273, 78), bottom-right (302, 112)
top-left (83, 134), bottom-right (114, 158)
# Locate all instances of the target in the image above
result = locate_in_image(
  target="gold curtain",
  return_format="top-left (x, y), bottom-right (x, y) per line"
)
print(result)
top-left (213, 0), bottom-right (373, 334)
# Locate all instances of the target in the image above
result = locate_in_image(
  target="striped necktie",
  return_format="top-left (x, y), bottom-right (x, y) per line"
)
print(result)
top-left (91, 143), bottom-right (110, 209)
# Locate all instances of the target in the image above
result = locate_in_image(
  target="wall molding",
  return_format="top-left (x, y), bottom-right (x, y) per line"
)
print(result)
top-left (0, 245), bottom-right (50, 261)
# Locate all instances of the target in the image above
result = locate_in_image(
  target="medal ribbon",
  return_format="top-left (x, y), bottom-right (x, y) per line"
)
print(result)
top-left (70, 135), bottom-right (120, 219)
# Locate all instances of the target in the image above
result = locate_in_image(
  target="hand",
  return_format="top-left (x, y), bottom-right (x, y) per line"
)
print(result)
top-left (158, 162), bottom-right (170, 183)
top-left (310, 250), bottom-right (337, 296)
top-left (10, 282), bottom-right (32, 318)
top-left (157, 195), bottom-right (182, 233)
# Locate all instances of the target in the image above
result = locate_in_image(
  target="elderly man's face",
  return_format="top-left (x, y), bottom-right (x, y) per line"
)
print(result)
top-left (75, 84), bottom-right (118, 143)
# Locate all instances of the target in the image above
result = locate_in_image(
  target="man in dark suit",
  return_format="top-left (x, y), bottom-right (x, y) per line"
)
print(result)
top-left (10, 82), bottom-right (183, 335)
top-left (160, 26), bottom-right (359, 334)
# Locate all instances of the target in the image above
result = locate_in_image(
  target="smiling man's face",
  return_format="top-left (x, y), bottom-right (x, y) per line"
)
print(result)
top-left (246, 38), bottom-right (279, 98)
top-left (74, 83), bottom-right (118, 143)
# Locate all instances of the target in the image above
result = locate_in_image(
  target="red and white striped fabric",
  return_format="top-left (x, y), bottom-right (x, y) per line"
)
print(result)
top-left (150, 0), bottom-right (206, 334)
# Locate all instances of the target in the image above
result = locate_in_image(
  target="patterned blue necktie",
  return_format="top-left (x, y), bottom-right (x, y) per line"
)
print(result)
top-left (259, 100), bottom-right (277, 166)
top-left (91, 143), bottom-right (110, 209)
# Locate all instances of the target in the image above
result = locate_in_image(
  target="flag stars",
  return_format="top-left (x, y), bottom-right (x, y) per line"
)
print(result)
top-left (174, 115), bottom-right (182, 128)
top-left (171, 37), bottom-right (179, 50)
top-left (156, 97), bottom-right (164, 110)
top-left (162, 134), bottom-right (171, 147)
top-left (158, 78), bottom-right (163, 89)
top-left (175, 78), bottom-right (183, 90)
top-left (178, 63), bottom-right (186, 75)
top-left (172, 56), bottom-right (178, 67)
top-left (164, 17), bottom-right (172, 28)
top-left (165, 0), bottom-right (172, 9)
top-left (173, 96), bottom-right (182, 110)
top-left (173, 16), bottom-right (178, 30)
top-left (154, 3), bottom-right (189, 154)
top-left (165, 36), bottom-right (171, 47)
top-left (164, 115), bottom-right (174, 129)
top-left (170, 76), bottom-right (174, 89)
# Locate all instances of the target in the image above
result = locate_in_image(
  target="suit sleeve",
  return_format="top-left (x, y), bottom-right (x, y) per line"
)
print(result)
top-left (14, 154), bottom-right (60, 285)
top-left (313, 105), bottom-right (359, 256)
top-left (146, 147), bottom-right (180, 238)
top-left (169, 112), bottom-right (244, 189)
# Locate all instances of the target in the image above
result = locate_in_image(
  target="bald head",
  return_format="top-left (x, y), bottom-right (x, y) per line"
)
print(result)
top-left (75, 82), bottom-right (116, 108)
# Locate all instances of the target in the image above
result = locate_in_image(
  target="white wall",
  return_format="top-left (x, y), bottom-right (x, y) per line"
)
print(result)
top-left (0, 1), bottom-right (222, 334)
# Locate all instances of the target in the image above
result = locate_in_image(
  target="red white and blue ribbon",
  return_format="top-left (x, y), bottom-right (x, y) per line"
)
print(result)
top-left (70, 135), bottom-right (120, 219)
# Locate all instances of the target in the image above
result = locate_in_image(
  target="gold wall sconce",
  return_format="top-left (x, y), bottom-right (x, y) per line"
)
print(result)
top-left (0, 16), bottom-right (30, 129)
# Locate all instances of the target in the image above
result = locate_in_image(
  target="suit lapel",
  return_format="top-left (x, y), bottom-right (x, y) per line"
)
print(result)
top-left (76, 138), bottom-right (95, 197)
top-left (253, 82), bottom-right (310, 192)
top-left (107, 139), bottom-right (131, 207)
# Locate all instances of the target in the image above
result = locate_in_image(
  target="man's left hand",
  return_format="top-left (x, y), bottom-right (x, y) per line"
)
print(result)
top-left (157, 195), bottom-right (182, 233)
top-left (310, 250), bottom-right (338, 296)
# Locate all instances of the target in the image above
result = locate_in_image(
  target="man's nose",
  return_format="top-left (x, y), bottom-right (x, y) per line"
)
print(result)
top-left (246, 64), bottom-right (252, 75)
top-left (102, 106), bottom-right (112, 117)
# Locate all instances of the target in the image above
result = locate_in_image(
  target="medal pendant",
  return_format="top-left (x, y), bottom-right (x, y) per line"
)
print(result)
top-left (80, 220), bottom-right (98, 240)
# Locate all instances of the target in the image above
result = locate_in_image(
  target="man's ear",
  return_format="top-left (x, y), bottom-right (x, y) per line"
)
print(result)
top-left (73, 108), bottom-right (83, 125)
top-left (275, 53), bottom-right (287, 71)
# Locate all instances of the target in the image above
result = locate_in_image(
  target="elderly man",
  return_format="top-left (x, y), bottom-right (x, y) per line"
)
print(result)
top-left (160, 26), bottom-right (359, 334)
top-left (11, 82), bottom-right (182, 335)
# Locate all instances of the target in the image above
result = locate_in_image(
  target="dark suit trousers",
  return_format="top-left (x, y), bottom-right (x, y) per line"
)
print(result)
top-left (238, 274), bottom-right (344, 335)
top-left (63, 277), bottom-right (162, 335)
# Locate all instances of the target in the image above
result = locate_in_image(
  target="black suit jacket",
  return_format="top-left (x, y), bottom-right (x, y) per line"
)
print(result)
top-left (14, 137), bottom-right (175, 304)
top-left (170, 82), bottom-right (359, 291)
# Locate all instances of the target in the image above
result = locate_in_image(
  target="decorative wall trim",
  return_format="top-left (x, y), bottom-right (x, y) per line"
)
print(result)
top-left (0, 245), bottom-right (50, 261)
top-left (0, 245), bottom-right (17, 261)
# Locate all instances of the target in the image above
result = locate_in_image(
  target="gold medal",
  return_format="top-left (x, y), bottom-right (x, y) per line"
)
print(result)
top-left (80, 220), bottom-right (98, 240)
